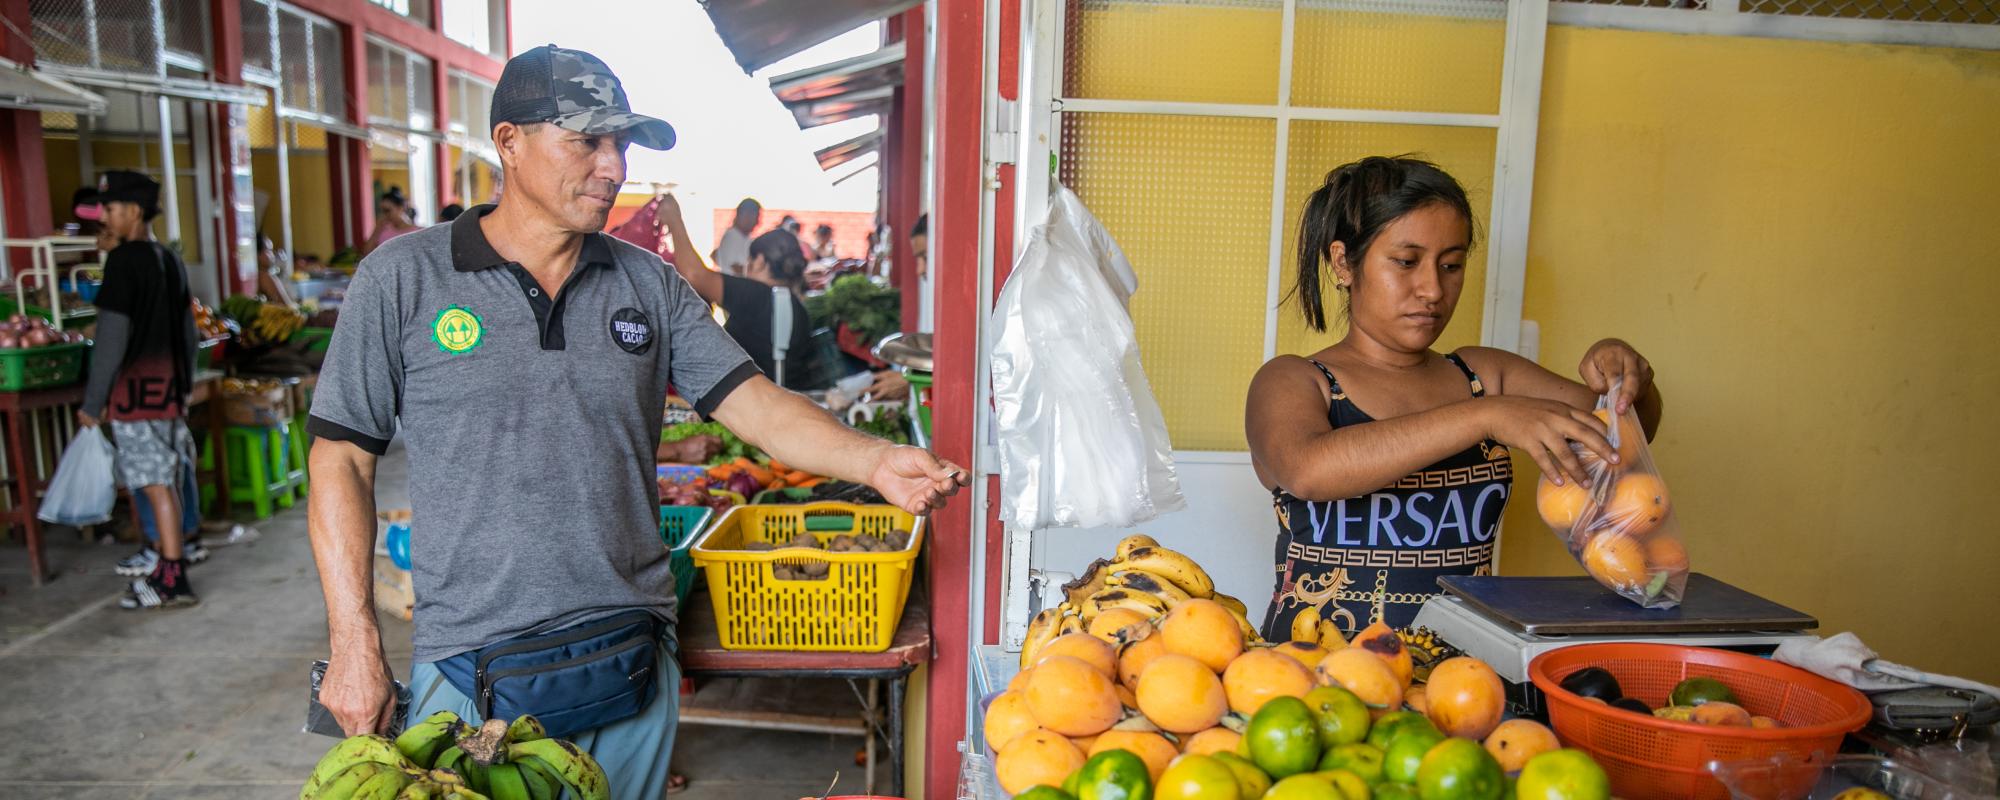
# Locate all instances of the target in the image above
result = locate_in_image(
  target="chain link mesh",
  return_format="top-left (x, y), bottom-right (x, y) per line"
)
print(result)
top-left (29, 0), bottom-right (166, 72)
top-left (277, 9), bottom-right (310, 111)
top-left (161, 0), bottom-right (206, 60)
top-left (312, 18), bottom-right (347, 117)
top-left (27, 0), bottom-right (92, 67)
top-left (1553, 0), bottom-right (1709, 7)
top-left (1743, 0), bottom-right (1998, 23)
top-left (240, 0), bottom-right (273, 72)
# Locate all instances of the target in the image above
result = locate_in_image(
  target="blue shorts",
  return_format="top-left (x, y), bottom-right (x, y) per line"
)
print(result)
top-left (408, 646), bottom-right (679, 800)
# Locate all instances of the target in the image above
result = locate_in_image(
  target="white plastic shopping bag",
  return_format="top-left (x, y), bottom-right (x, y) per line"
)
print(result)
top-left (39, 426), bottom-right (118, 527)
top-left (991, 185), bottom-right (1184, 530)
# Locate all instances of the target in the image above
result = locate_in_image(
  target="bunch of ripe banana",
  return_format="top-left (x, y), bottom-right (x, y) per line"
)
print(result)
top-left (300, 712), bottom-right (609, 800)
top-left (1021, 534), bottom-right (1261, 667)
top-left (246, 302), bottom-right (307, 346)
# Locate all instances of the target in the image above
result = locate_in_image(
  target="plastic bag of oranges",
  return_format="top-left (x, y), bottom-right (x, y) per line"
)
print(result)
top-left (1534, 382), bottom-right (1689, 609)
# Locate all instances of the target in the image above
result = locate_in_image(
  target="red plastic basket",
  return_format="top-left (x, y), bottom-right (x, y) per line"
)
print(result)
top-left (1528, 643), bottom-right (1871, 800)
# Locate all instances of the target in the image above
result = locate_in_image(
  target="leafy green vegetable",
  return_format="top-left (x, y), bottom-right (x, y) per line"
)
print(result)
top-left (805, 275), bottom-right (901, 344)
top-left (661, 421), bottom-right (764, 466)
top-left (851, 408), bottom-right (911, 446)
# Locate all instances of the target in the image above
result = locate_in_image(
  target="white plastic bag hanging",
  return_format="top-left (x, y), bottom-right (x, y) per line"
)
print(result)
top-left (991, 185), bottom-right (1184, 530)
top-left (39, 426), bottom-right (118, 527)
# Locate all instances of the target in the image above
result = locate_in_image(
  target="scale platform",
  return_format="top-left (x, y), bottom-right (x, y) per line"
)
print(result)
top-left (1412, 573), bottom-right (1822, 687)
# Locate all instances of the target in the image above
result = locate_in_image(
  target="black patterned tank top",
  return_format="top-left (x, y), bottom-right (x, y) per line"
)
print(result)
top-left (1259, 353), bottom-right (1512, 641)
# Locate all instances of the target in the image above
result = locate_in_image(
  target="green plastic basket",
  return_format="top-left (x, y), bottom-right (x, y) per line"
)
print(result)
top-left (0, 342), bottom-right (88, 391)
top-left (905, 371), bottom-right (933, 439)
top-left (660, 505), bottom-right (715, 609)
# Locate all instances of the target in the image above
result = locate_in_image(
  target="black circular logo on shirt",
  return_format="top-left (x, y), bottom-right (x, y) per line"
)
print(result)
top-left (609, 308), bottom-right (653, 355)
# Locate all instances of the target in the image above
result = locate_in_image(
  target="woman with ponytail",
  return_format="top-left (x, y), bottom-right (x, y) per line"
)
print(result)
top-left (656, 194), bottom-right (814, 387)
top-left (1246, 156), bottom-right (1665, 638)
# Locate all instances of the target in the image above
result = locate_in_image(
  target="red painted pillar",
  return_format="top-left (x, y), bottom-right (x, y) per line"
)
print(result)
top-left (341, 20), bottom-right (373, 250)
top-left (208, 0), bottom-right (258, 296)
top-left (0, 0), bottom-right (53, 252)
top-left (926, 0), bottom-right (986, 796)
top-left (888, 8), bottom-right (926, 334)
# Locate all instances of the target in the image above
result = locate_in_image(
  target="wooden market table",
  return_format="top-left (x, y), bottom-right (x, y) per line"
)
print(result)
top-left (3, 370), bottom-right (226, 585)
top-left (677, 586), bottom-right (931, 797)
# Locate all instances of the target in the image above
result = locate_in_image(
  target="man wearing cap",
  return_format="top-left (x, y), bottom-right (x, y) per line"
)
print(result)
top-left (76, 171), bottom-right (202, 610)
top-left (306, 46), bottom-right (965, 799)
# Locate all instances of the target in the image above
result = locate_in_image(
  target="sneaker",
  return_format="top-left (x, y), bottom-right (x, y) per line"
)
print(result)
top-left (120, 559), bottom-right (198, 610)
top-left (183, 538), bottom-right (210, 565)
top-left (114, 547), bottom-right (158, 577)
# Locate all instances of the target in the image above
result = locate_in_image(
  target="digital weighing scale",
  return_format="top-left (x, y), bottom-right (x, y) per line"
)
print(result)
top-left (1411, 573), bottom-right (1823, 715)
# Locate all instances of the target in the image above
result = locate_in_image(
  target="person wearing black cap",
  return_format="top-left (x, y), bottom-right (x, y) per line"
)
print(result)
top-left (304, 45), bottom-right (966, 800)
top-left (76, 170), bottom-right (201, 610)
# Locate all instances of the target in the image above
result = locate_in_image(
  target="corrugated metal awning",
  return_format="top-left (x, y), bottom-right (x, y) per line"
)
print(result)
top-left (0, 58), bottom-right (106, 115)
top-left (701, 0), bottom-right (920, 75)
top-left (816, 128), bottom-right (883, 171)
top-left (769, 42), bottom-right (903, 129)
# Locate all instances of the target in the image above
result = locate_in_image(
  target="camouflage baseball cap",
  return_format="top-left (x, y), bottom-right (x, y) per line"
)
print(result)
top-left (490, 45), bottom-right (675, 151)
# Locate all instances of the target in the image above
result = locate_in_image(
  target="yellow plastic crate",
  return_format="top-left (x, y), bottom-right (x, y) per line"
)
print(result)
top-left (689, 502), bottom-right (924, 652)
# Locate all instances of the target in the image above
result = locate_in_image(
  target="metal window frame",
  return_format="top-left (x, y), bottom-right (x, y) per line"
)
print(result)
top-left (275, 2), bottom-right (343, 117)
top-left (998, 0), bottom-right (1549, 649)
top-left (365, 34), bottom-right (436, 130)
top-left (1549, 1), bottom-right (2000, 49)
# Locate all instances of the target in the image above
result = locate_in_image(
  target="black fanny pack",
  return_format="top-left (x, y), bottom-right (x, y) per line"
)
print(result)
top-left (434, 610), bottom-right (663, 739)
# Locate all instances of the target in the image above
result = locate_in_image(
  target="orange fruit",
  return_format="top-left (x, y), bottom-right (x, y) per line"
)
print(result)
top-left (1072, 734), bottom-right (1100, 752)
top-left (1182, 727), bottom-right (1242, 756)
top-left (1222, 648), bottom-right (1317, 715)
top-left (1090, 730), bottom-right (1180, 781)
top-left (1692, 701), bottom-right (1753, 727)
top-left (1160, 599), bottom-right (1245, 672)
top-left (1537, 476), bottom-right (1591, 531)
top-left (1593, 408), bottom-right (1646, 465)
top-left (1118, 633), bottom-right (1169, 689)
top-left (1008, 668), bottom-right (1034, 694)
top-left (1115, 683), bottom-right (1139, 709)
top-left (995, 728), bottom-right (1086, 795)
top-left (984, 691), bottom-right (1040, 752)
top-left (1425, 656), bottom-right (1507, 741)
top-left (1483, 719), bottom-right (1561, 773)
top-left (1036, 632), bottom-right (1118, 678)
top-left (1136, 654), bottom-right (1229, 733)
top-left (1088, 608), bottom-right (1152, 644)
top-left (1024, 655), bottom-right (1121, 737)
top-left (1602, 473), bottom-right (1670, 537)
top-left (1314, 648), bottom-right (1403, 718)
top-left (1273, 641), bottom-right (1333, 671)
top-left (1351, 621), bottom-right (1414, 688)
top-left (1582, 533), bottom-right (1649, 591)
top-left (1750, 716), bottom-right (1782, 729)
top-left (1404, 684), bottom-right (1429, 715)
top-left (1646, 536), bottom-right (1690, 572)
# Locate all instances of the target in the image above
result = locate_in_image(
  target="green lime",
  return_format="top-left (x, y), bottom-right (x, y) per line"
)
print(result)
top-left (1249, 696), bottom-right (1325, 779)
top-left (1213, 753), bottom-right (1273, 799)
top-left (1414, 737), bottom-right (1505, 800)
top-left (1513, 749), bottom-right (1609, 800)
top-left (1156, 754), bottom-right (1242, 800)
top-left (1074, 749), bottom-right (1151, 800)
top-left (1304, 686), bottom-right (1373, 749)
top-left (1017, 786), bottom-right (1079, 800)
top-left (1367, 711), bottom-right (1439, 751)
top-left (1382, 729), bottom-right (1446, 786)
top-left (1669, 677), bottom-right (1739, 708)
top-left (1374, 783), bottom-right (1421, 800)
top-left (1319, 768), bottom-right (1373, 800)
top-left (1266, 773), bottom-right (1344, 800)
top-left (1066, 768), bottom-right (1083, 797)
top-left (1320, 743), bottom-right (1387, 785)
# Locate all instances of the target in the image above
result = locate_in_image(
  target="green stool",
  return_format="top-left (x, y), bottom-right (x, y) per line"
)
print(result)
top-left (198, 426), bottom-right (294, 520)
top-left (279, 416), bottom-right (309, 499)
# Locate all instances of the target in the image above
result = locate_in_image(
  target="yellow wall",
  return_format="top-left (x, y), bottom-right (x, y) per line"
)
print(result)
top-left (1499, 27), bottom-right (2000, 683)
top-left (40, 138), bottom-right (203, 262)
top-left (287, 151), bottom-right (338, 262)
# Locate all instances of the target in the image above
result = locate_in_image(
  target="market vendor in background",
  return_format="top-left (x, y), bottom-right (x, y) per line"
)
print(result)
top-left (1246, 156), bottom-right (1663, 640)
top-left (358, 187), bottom-right (420, 257)
top-left (656, 192), bottom-right (817, 388)
top-left (305, 45), bottom-right (965, 800)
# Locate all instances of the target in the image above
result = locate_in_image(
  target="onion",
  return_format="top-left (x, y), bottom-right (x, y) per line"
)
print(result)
top-left (7, 314), bottom-right (23, 325)
top-left (0, 335), bottom-right (19, 349)
top-left (24, 330), bottom-right (52, 347)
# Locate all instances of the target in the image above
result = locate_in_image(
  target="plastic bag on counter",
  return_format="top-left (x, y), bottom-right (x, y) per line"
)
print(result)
top-left (39, 426), bottom-right (117, 527)
top-left (991, 185), bottom-right (1184, 531)
top-left (1534, 380), bottom-right (1689, 608)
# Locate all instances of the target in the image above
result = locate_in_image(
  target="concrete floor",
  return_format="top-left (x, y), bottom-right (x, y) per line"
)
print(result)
top-left (0, 442), bottom-right (876, 799)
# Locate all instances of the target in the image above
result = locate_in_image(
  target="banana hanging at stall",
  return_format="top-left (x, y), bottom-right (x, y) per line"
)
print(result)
top-left (1022, 535), bottom-right (1261, 668)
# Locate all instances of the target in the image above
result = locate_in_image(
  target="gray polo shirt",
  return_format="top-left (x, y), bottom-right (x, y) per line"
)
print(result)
top-left (309, 204), bottom-right (758, 662)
